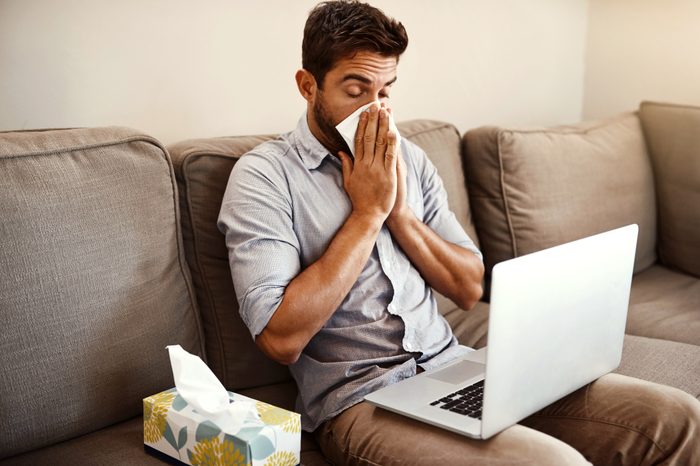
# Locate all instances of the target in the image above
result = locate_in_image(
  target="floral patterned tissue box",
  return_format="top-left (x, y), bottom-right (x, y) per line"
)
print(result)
top-left (143, 388), bottom-right (301, 466)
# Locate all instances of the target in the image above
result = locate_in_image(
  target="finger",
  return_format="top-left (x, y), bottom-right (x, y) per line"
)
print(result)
top-left (354, 110), bottom-right (368, 162)
top-left (384, 130), bottom-right (398, 171)
top-left (374, 107), bottom-right (390, 161)
top-left (363, 104), bottom-right (379, 164)
top-left (386, 106), bottom-right (396, 133)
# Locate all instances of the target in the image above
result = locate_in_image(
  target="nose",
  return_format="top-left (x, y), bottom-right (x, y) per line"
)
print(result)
top-left (366, 98), bottom-right (390, 112)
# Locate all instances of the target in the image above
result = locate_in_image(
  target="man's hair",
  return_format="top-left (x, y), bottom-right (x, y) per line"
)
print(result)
top-left (302, 1), bottom-right (408, 88)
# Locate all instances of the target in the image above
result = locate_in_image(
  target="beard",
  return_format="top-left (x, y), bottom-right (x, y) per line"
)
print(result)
top-left (312, 92), bottom-right (352, 157)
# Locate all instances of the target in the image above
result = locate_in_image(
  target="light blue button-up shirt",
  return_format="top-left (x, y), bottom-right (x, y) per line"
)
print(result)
top-left (218, 114), bottom-right (482, 432)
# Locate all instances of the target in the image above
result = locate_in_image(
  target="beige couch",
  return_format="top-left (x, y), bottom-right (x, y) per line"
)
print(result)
top-left (1, 101), bottom-right (698, 465)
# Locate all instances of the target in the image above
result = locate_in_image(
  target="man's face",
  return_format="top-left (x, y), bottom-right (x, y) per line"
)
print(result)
top-left (309, 50), bottom-right (398, 156)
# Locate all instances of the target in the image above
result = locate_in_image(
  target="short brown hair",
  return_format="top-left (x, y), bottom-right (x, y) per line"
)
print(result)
top-left (302, 1), bottom-right (408, 88)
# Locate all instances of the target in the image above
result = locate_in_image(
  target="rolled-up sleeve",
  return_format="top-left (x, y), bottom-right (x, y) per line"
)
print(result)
top-left (217, 154), bottom-right (301, 339)
top-left (413, 144), bottom-right (483, 261)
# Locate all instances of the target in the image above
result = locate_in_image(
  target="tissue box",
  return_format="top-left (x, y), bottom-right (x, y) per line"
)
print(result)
top-left (143, 388), bottom-right (301, 466)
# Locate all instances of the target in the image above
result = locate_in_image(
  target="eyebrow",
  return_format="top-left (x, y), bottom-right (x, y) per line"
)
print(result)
top-left (342, 73), bottom-right (398, 87)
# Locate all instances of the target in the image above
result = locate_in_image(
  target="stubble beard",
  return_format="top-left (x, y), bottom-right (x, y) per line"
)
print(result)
top-left (312, 91), bottom-right (351, 157)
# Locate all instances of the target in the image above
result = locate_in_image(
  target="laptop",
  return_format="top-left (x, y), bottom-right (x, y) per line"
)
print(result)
top-left (364, 224), bottom-right (638, 439)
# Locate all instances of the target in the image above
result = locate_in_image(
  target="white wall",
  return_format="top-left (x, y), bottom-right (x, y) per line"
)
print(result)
top-left (0, 0), bottom-right (588, 145)
top-left (584, 0), bottom-right (700, 119)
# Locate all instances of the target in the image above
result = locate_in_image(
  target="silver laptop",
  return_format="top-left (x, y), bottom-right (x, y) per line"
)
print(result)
top-left (365, 224), bottom-right (638, 439)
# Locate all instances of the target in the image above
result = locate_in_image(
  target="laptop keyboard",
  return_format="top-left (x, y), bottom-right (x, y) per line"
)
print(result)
top-left (429, 379), bottom-right (484, 419)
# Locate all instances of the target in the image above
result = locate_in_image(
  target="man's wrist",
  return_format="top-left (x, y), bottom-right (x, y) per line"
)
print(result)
top-left (385, 205), bottom-right (415, 231)
top-left (349, 209), bottom-right (386, 234)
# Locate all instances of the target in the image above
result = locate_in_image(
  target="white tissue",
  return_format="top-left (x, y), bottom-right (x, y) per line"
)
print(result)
top-left (166, 345), bottom-right (260, 433)
top-left (335, 101), bottom-right (402, 157)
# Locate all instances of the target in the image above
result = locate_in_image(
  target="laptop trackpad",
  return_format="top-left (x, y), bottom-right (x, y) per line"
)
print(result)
top-left (427, 360), bottom-right (485, 385)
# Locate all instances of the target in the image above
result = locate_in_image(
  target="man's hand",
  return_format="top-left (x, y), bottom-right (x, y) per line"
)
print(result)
top-left (338, 103), bottom-right (399, 223)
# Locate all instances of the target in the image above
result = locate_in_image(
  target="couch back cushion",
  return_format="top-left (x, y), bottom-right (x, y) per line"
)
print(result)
top-left (398, 120), bottom-right (480, 313)
top-left (168, 134), bottom-right (292, 391)
top-left (167, 120), bottom-right (480, 391)
top-left (639, 101), bottom-right (700, 278)
top-left (462, 113), bottom-right (657, 289)
top-left (0, 127), bottom-right (203, 459)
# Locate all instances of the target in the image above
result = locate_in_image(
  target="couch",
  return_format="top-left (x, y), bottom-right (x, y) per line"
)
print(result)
top-left (1, 101), bottom-right (699, 465)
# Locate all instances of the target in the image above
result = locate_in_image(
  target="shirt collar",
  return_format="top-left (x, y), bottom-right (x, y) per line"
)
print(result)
top-left (292, 113), bottom-right (334, 170)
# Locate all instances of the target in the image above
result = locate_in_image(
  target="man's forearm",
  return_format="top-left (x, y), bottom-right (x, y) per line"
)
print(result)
top-left (386, 209), bottom-right (484, 310)
top-left (256, 211), bottom-right (383, 365)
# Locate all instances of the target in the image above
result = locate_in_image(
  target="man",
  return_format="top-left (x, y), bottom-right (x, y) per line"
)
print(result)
top-left (218, 1), bottom-right (700, 464)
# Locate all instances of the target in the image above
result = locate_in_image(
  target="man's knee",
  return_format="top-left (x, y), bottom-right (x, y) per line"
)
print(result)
top-left (598, 374), bottom-right (700, 462)
top-left (620, 377), bottom-right (699, 440)
top-left (651, 385), bottom-right (700, 459)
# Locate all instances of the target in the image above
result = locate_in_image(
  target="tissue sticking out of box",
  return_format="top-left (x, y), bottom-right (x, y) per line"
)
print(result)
top-left (166, 345), bottom-right (260, 433)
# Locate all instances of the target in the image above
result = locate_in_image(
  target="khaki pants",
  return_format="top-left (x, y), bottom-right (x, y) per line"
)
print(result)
top-left (314, 374), bottom-right (700, 465)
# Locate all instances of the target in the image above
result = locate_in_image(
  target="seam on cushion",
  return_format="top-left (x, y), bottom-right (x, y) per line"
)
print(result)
top-left (497, 131), bottom-right (518, 257)
top-left (399, 121), bottom-right (457, 139)
top-left (0, 126), bottom-right (76, 134)
top-left (172, 135), bottom-right (277, 157)
top-left (180, 149), bottom-right (245, 159)
top-left (111, 137), bottom-right (208, 361)
top-left (181, 152), bottom-right (232, 382)
top-left (0, 133), bottom-right (165, 159)
top-left (639, 102), bottom-right (679, 273)
top-left (641, 101), bottom-right (700, 112)
top-left (156, 141), bottom-right (208, 360)
top-left (497, 113), bottom-right (637, 136)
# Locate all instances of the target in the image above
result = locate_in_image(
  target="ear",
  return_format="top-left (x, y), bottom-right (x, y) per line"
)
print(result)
top-left (295, 69), bottom-right (317, 103)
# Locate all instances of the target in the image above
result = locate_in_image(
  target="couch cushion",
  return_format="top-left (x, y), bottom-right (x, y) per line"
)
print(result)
top-left (615, 335), bottom-right (700, 400)
top-left (168, 135), bottom-right (293, 391)
top-left (0, 128), bottom-right (203, 459)
top-left (639, 101), bottom-right (700, 278)
top-left (0, 417), bottom-right (164, 466)
top-left (0, 413), bottom-right (327, 466)
top-left (2, 382), bottom-right (324, 466)
top-left (397, 120), bottom-right (481, 314)
top-left (627, 264), bottom-right (700, 346)
top-left (397, 120), bottom-right (479, 249)
top-left (462, 113), bottom-right (657, 290)
top-left (442, 301), bottom-right (490, 349)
